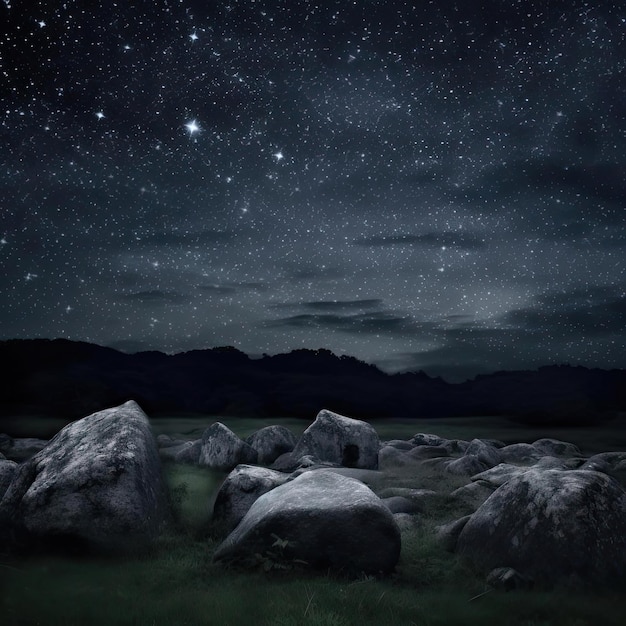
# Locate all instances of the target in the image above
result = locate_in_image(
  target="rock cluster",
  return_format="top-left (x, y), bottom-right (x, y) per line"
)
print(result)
top-left (3, 402), bottom-right (626, 588)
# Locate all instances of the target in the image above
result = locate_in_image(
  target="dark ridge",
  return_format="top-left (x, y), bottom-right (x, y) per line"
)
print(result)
top-left (0, 338), bottom-right (624, 424)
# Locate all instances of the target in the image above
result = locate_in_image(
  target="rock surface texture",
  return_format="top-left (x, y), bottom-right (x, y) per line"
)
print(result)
top-left (290, 409), bottom-right (380, 469)
top-left (213, 470), bottom-right (401, 575)
top-left (212, 464), bottom-right (290, 533)
top-left (456, 468), bottom-right (626, 588)
top-left (246, 425), bottom-right (298, 465)
top-left (199, 422), bottom-right (257, 471)
top-left (0, 400), bottom-right (168, 552)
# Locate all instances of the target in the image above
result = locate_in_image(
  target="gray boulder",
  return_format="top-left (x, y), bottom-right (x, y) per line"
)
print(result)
top-left (213, 470), bottom-right (401, 576)
top-left (464, 439), bottom-right (502, 468)
top-left (442, 439), bottom-right (470, 454)
top-left (0, 459), bottom-right (18, 499)
top-left (291, 409), bottom-right (380, 469)
top-left (380, 496), bottom-right (421, 515)
top-left (470, 463), bottom-right (531, 488)
top-left (378, 446), bottom-right (416, 470)
top-left (456, 469), bottom-right (626, 588)
top-left (383, 439), bottom-right (414, 451)
top-left (199, 423), bottom-right (257, 471)
top-left (411, 433), bottom-right (446, 447)
top-left (499, 443), bottom-right (543, 465)
top-left (434, 515), bottom-right (471, 552)
top-left (0, 400), bottom-right (168, 553)
top-left (246, 425), bottom-right (298, 465)
top-left (212, 465), bottom-right (289, 533)
top-left (450, 481), bottom-right (496, 510)
top-left (445, 455), bottom-right (490, 476)
top-left (532, 438), bottom-right (581, 457)
top-left (407, 445), bottom-right (449, 460)
top-left (174, 439), bottom-right (202, 464)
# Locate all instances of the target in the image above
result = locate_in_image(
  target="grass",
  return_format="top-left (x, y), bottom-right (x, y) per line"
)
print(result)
top-left (2, 414), bottom-right (626, 624)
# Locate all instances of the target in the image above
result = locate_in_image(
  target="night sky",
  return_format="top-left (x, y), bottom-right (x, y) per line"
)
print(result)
top-left (1, 0), bottom-right (625, 382)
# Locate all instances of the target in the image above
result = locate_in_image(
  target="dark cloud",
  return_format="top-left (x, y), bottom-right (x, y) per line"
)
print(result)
top-left (263, 310), bottom-right (429, 335)
top-left (271, 299), bottom-right (383, 312)
top-left (353, 232), bottom-right (486, 250)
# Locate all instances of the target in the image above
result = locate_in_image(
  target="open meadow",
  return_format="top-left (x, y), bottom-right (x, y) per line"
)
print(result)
top-left (1, 413), bottom-right (626, 625)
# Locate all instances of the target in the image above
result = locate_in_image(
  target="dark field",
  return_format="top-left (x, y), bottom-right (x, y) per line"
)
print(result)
top-left (1, 413), bottom-right (626, 625)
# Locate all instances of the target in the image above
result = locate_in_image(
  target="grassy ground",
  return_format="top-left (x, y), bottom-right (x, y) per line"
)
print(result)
top-left (2, 414), bottom-right (626, 624)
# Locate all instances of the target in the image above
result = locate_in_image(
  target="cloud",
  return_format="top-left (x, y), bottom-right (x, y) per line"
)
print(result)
top-left (271, 299), bottom-right (383, 312)
top-left (353, 231), bottom-right (486, 250)
top-left (503, 283), bottom-right (626, 336)
top-left (198, 281), bottom-right (269, 295)
top-left (117, 290), bottom-right (190, 305)
top-left (263, 310), bottom-right (430, 335)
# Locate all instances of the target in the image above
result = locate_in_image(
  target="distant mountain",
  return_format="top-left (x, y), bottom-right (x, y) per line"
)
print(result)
top-left (0, 338), bottom-right (624, 424)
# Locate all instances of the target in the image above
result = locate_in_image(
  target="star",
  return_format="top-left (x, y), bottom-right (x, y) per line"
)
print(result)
top-left (273, 151), bottom-right (284, 162)
top-left (185, 119), bottom-right (200, 136)
top-left (37, 20), bottom-right (46, 28)
top-left (95, 112), bottom-right (105, 120)
top-left (25, 272), bottom-right (38, 281)
top-left (189, 32), bottom-right (199, 42)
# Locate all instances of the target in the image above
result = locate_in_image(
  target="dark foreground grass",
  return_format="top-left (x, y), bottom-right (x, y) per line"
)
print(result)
top-left (2, 458), bottom-right (626, 626)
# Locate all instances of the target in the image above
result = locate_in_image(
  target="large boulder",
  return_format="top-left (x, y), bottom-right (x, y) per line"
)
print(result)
top-left (213, 470), bottom-right (401, 576)
top-left (212, 465), bottom-right (289, 533)
top-left (291, 410), bottom-right (380, 469)
top-left (532, 438), bottom-right (581, 457)
top-left (199, 423), bottom-right (257, 471)
top-left (463, 439), bottom-right (502, 468)
top-left (499, 443), bottom-right (543, 465)
top-left (0, 459), bottom-right (18, 499)
top-left (0, 401), bottom-right (168, 553)
top-left (246, 426), bottom-right (298, 465)
top-left (456, 469), bottom-right (626, 588)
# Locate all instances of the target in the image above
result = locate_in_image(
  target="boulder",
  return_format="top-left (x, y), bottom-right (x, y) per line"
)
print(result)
top-left (499, 443), bottom-right (543, 465)
top-left (0, 459), bottom-right (18, 499)
top-left (174, 439), bottom-right (202, 464)
top-left (383, 439), bottom-right (414, 451)
top-left (212, 465), bottom-right (289, 533)
top-left (199, 423), bottom-right (257, 471)
top-left (291, 410), bottom-right (380, 469)
top-left (213, 470), bottom-right (401, 576)
top-left (441, 439), bottom-right (470, 454)
top-left (291, 466), bottom-right (384, 489)
top-left (0, 401), bottom-right (168, 553)
top-left (532, 438), bottom-right (581, 457)
top-left (445, 456), bottom-right (490, 476)
top-left (407, 445), bottom-right (449, 460)
top-left (470, 463), bottom-right (531, 488)
top-left (464, 439), bottom-right (502, 468)
top-left (411, 433), bottom-right (446, 447)
top-left (450, 481), bottom-right (496, 509)
top-left (246, 425), bottom-right (298, 465)
top-left (378, 446), bottom-right (416, 470)
top-left (434, 515), bottom-right (471, 552)
top-left (380, 496), bottom-right (421, 515)
top-left (456, 469), bottom-right (626, 588)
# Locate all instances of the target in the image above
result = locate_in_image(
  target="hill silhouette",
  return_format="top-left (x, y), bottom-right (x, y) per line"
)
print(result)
top-left (0, 338), bottom-right (624, 425)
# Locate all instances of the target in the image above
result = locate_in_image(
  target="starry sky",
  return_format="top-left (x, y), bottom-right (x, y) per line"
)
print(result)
top-left (1, 0), bottom-right (625, 382)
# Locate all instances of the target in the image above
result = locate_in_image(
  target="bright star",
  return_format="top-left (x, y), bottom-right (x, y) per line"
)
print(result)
top-left (189, 32), bottom-right (199, 42)
top-left (274, 151), bottom-right (284, 161)
top-left (37, 20), bottom-right (46, 28)
top-left (185, 119), bottom-right (200, 136)
top-left (95, 111), bottom-right (105, 120)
